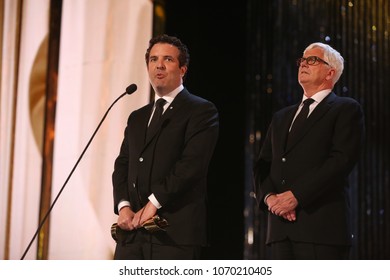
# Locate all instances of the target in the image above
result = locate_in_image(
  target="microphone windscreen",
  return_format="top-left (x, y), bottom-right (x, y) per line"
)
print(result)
top-left (126, 84), bottom-right (137, 95)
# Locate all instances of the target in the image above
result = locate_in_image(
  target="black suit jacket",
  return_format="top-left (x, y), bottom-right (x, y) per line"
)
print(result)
top-left (254, 92), bottom-right (364, 246)
top-left (112, 88), bottom-right (219, 246)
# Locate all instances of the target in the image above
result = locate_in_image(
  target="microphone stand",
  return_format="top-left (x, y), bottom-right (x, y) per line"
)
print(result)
top-left (20, 86), bottom-right (135, 260)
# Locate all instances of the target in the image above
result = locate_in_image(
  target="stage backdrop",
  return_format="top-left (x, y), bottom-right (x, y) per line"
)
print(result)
top-left (245, 0), bottom-right (390, 259)
top-left (0, 0), bottom-right (153, 260)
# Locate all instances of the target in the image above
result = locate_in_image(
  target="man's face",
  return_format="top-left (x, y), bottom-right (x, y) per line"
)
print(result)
top-left (147, 43), bottom-right (187, 96)
top-left (298, 47), bottom-right (332, 91)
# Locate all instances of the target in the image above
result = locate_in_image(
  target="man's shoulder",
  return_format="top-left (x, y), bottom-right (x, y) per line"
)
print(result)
top-left (127, 103), bottom-right (152, 120)
top-left (326, 91), bottom-right (360, 104)
top-left (274, 103), bottom-right (297, 116)
top-left (178, 88), bottom-right (217, 109)
top-left (326, 93), bottom-right (362, 113)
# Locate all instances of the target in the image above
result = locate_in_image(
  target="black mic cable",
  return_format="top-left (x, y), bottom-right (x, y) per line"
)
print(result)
top-left (20, 84), bottom-right (137, 260)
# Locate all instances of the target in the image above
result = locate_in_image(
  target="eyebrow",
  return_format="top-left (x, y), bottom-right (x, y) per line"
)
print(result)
top-left (149, 55), bottom-right (175, 60)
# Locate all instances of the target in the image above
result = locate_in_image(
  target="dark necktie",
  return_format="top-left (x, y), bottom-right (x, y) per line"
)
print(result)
top-left (287, 98), bottom-right (314, 145)
top-left (147, 98), bottom-right (167, 139)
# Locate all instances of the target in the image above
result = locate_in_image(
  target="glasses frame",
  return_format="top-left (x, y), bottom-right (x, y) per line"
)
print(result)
top-left (296, 56), bottom-right (330, 67)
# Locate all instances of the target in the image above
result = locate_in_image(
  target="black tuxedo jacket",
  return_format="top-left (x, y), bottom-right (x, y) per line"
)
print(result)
top-left (112, 88), bottom-right (219, 246)
top-left (254, 92), bottom-right (364, 246)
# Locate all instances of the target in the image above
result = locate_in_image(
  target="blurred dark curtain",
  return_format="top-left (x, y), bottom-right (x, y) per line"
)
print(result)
top-left (164, 1), bottom-right (246, 259)
top-left (245, 0), bottom-right (390, 259)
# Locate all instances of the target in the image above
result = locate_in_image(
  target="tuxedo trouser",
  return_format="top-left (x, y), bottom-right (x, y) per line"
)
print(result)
top-left (114, 229), bottom-right (201, 260)
top-left (269, 238), bottom-right (350, 260)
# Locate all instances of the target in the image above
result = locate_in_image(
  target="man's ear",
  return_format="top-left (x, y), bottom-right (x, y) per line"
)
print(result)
top-left (326, 68), bottom-right (336, 81)
top-left (180, 65), bottom-right (188, 77)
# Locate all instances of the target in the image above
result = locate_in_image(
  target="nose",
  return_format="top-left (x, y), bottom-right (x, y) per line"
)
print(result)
top-left (300, 59), bottom-right (309, 67)
top-left (297, 58), bottom-right (307, 67)
top-left (156, 59), bottom-right (165, 70)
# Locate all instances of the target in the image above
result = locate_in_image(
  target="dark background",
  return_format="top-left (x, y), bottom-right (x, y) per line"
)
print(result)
top-left (163, 0), bottom-right (390, 259)
top-left (165, 1), bottom-right (247, 259)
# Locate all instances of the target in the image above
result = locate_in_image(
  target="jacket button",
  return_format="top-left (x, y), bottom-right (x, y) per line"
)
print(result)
top-left (133, 183), bottom-right (136, 188)
top-left (139, 157), bottom-right (143, 162)
top-left (282, 157), bottom-right (286, 162)
top-left (281, 180), bottom-right (286, 185)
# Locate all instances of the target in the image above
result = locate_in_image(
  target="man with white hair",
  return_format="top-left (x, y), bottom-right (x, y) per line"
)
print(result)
top-left (253, 42), bottom-right (365, 259)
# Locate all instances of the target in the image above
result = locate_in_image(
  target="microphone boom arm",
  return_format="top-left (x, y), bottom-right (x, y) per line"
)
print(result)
top-left (20, 85), bottom-right (136, 260)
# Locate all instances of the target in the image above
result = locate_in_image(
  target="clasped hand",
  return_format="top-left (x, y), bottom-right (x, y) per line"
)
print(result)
top-left (266, 190), bottom-right (298, 222)
top-left (117, 201), bottom-right (157, 230)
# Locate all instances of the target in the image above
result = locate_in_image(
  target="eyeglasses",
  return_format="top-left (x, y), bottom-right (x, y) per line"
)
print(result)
top-left (296, 56), bottom-right (329, 67)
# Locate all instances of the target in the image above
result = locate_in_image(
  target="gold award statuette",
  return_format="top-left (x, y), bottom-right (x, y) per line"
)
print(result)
top-left (111, 215), bottom-right (169, 242)
top-left (142, 215), bottom-right (169, 233)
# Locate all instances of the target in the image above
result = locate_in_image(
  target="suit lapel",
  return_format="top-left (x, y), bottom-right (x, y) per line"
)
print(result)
top-left (130, 103), bottom-right (152, 152)
top-left (282, 106), bottom-right (298, 150)
top-left (285, 92), bottom-right (336, 152)
top-left (142, 89), bottom-right (189, 150)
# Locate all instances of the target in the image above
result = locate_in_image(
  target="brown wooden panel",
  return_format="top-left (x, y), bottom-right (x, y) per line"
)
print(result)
top-left (38, 0), bottom-right (62, 260)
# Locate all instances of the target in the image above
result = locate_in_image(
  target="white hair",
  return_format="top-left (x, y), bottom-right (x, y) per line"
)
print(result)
top-left (304, 42), bottom-right (344, 84)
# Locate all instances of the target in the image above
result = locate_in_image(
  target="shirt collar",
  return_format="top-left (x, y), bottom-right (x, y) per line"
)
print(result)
top-left (155, 84), bottom-right (183, 104)
top-left (302, 89), bottom-right (331, 104)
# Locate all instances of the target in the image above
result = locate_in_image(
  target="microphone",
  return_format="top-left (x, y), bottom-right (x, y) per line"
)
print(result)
top-left (126, 83), bottom-right (137, 95)
top-left (20, 84), bottom-right (137, 260)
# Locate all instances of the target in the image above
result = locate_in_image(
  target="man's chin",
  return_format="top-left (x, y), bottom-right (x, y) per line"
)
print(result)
top-left (152, 83), bottom-right (165, 91)
top-left (298, 77), bottom-right (309, 84)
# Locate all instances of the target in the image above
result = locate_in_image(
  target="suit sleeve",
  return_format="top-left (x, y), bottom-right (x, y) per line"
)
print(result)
top-left (253, 121), bottom-right (276, 211)
top-left (112, 114), bottom-right (132, 214)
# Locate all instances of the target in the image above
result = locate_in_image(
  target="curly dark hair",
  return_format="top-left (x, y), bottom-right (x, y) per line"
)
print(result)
top-left (145, 34), bottom-right (190, 70)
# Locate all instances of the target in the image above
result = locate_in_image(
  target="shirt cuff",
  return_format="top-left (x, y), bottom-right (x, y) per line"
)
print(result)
top-left (264, 193), bottom-right (275, 206)
top-left (148, 194), bottom-right (162, 209)
top-left (118, 200), bottom-right (131, 212)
